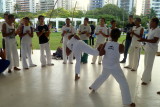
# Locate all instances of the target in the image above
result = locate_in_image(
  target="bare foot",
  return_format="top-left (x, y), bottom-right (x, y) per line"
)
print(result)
top-left (14, 67), bottom-right (21, 71)
top-left (157, 91), bottom-right (160, 95)
top-left (130, 103), bottom-right (136, 107)
top-left (48, 63), bottom-right (54, 66)
top-left (91, 62), bottom-right (95, 64)
top-left (70, 62), bottom-right (73, 64)
top-left (8, 69), bottom-right (12, 73)
top-left (75, 74), bottom-right (80, 81)
top-left (41, 65), bottom-right (46, 67)
top-left (24, 68), bottom-right (29, 70)
top-left (124, 66), bottom-right (131, 69)
top-left (131, 69), bottom-right (136, 72)
top-left (141, 82), bottom-right (148, 85)
top-left (89, 87), bottom-right (95, 92)
top-left (98, 62), bottom-right (101, 65)
top-left (63, 62), bottom-right (66, 64)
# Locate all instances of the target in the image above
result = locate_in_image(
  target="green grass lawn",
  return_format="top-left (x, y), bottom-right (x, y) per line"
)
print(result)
top-left (0, 32), bottom-right (126, 50)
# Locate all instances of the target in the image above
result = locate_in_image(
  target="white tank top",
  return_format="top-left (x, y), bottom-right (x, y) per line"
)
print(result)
top-left (102, 41), bottom-right (120, 68)
top-left (5, 22), bottom-right (15, 38)
top-left (21, 25), bottom-right (32, 44)
top-left (131, 26), bottom-right (143, 47)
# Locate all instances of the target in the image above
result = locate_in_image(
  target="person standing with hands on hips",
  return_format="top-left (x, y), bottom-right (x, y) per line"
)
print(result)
top-left (79, 17), bottom-right (91, 64)
top-left (36, 15), bottom-right (54, 67)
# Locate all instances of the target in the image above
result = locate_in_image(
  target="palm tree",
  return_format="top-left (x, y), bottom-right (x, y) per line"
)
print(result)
top-left (14, 4), bottom-right (21, 14)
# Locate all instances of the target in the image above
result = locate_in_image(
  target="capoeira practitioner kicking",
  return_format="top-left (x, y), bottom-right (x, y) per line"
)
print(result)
top-left (89, 29), bottom-right (136, 107)
top-left (2, 14), bottom-right (21, 73)
top-left (124, 18), bottom-right (144, 71)
top-left (138, 18), bottom-right (160, 85)
top-left (61, 18), bottom-right (76, 64)
top-left (20, 17), bottom-right (37, 69)
top-left (66, 35), bottom-right (100, 80)
top-left (91, 18), bottom-right (108, 65)
top-left (36, 15), bottom-right (54, 67)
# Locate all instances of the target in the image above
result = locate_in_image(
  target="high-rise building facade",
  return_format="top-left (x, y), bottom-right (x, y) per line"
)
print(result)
top-left (89, 0), bottom-right (104, 10)
top-left (118, 0), bottom-right (136, 13)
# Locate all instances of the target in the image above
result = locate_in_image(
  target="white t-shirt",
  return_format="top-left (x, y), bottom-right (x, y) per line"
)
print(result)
top-left (102, 41), bottom-right (120, 69)
top-left (95, 25), bottom-right (108, 44)
top-left (131, 26), bottom-right (143, 47)
top-left (146, 27), bottom-right (160, 51)
top-left (79, 24), bottom-right (91, 40)
top-left (5, 22), bottom-right (15, 39)
top-left (21, 25), bottom-right (32, 44)
top-left (62, 25), bottom-right (76, 42)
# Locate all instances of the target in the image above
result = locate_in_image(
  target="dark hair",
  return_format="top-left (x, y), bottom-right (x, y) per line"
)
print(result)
top-left (66, 18), bottom-right (70, 21)
top-left (135, 18), bottom-right (141, 22)
top-left (38, 15), bottom-right (44, 20)
top-left (111, 20), bottom-right (116, 24)
top-left (84, 17), bottom-right (89, 22)
top-left (111, 28), bottom-right (121, 40)
top-left (4, 13), bottom-right (9, 16)
top-left (101, 18), bottom-right (106, 22)
top-left (129, 15), bottom-right (133, 18)
top-left (151, 17), bottom-right (159, 25)
top-left (24, 17), bottom-right (30, 21)
top-left (8, 14), bottom-right (14, 19)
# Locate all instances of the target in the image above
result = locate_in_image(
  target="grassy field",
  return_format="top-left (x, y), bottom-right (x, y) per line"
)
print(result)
top-left (0, 32), bottom-right (126, 50)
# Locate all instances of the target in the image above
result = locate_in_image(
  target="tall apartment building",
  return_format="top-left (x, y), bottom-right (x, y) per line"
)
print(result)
top-left (118, 0), bottom-right (136, 13)
top-left (89, 0), bottom-right (104, 10)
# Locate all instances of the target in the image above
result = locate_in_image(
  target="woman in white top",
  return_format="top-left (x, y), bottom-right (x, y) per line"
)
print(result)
top-left (20, 17), bottom-right (37, 69)
top-left (89, 29), bottom-right (136, 107)
top-left (138, 18), bottom-right (160, 85)
top-left (124, 18), bottom-right (144, 71)
top-left (2, 14), bottom-right (21, 73)
top-left (91, 18), bottom-right (108, 64)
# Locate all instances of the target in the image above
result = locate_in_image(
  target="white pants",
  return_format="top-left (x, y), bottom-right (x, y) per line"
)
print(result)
top-left (90, 67), bottom-right (132, 105)
top-left (128, 46), bottom-right (141, 70)
top-left (73, 41), bottom-right (99, 74)
top-left (142, 46), bottom-right (157, 83)
top-left (92, 43), bottom-right (103, 63)
top-left (40, 42), bottom-right (52, 65)
top-left (5, 38), bottom-right (19, 69)
top-left (21, 43), bottom-right (34, 68)
top-left (63, 40), bottom-right (73, 63)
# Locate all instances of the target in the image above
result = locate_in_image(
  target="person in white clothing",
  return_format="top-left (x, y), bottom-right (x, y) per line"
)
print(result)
top-left (20, 17), bottom-right (37, 69)
top-left (89, 29), bottom-right (136, 107)
top-left (78, 18), bottom-right (91, 64)
top-left (66, 35), bottom-right (100, 81)
top-left (138, 18), bottom-right (160, 85)
top-left (36, 15), bottom-right (54, 67)
top-left (61, 18), bottom-right (76, 64)
top-left (1, 13), bottom-right (9, 56)
top-left (91, 18), bottom-right (108, 65)
top-left (2, 14), bottom-right (21, 73)
top-left (124, 18), bottom-right (144, 71)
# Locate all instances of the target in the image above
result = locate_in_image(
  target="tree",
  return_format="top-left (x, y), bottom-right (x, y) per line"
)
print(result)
top-left (14, 4), bottom-right (21, 14)
top-left (130, 7), bottom-right (136, 16)
top-left (147, 8), bottom-right (157, 19)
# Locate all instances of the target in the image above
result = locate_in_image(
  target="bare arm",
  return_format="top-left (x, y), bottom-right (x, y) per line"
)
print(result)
top-left (138, 37), bottom-right (159, 43)
top-left (119, 44), bottom-right (124, 54)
